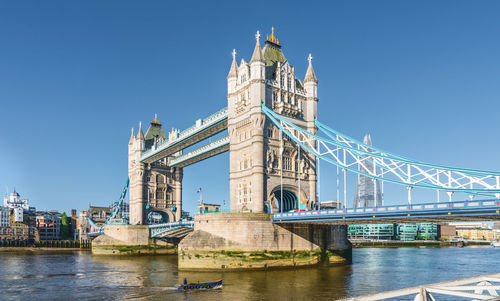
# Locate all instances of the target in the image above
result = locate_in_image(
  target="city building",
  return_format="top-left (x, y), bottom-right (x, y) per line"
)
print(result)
top-left (197, 203), bottom-right (221, 214)
top-left (494, 222), bottom-right (500, 240)
top-left (395, 223), bottom-right (418, 241)
top-left (36, 211), bottom-right (61, 240)
top-left (320, 200), bottom-right (342, 209)
top-left (3, 190), bottom-right (29, 210)
top-left (418, 223), bottom-right (438, 240)
top-left (0, 190), bottom-right (38, 243)
top-left (437, 223), bottom-right (456, 240)
top-left (348, 224), bottom-right (394, 240)
top-left (0, 207), bottom-right (39, 243)
top-left (0, 206), bottom-right (10, 228)
top-left (353, 135), bottom-right (383, 208)
top-left (450, 222), bottom-right (494, 241)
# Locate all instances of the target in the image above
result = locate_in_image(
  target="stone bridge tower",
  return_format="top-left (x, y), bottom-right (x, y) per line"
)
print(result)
top-left (128, 116), bottom-right (183, 225)
top-left (227, 29), bottom-right (319, 213)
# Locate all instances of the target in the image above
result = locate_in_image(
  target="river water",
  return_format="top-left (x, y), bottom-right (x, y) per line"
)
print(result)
top-left (0, 247), bottom-right (498, 300)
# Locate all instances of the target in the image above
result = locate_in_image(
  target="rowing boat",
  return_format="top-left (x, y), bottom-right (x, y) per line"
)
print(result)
top-left (175, 279), bottom-right (223, 290)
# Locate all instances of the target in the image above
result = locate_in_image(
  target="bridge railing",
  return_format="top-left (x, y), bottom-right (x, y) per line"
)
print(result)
top-left (273, 199), bottom-right (500, 220)
top-left (148, 220), bottom-right (194, 229)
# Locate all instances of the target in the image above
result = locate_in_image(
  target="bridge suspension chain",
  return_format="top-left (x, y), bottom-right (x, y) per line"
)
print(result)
top-left (88, 178), bottom-right (130, 232)
top-left (261, 104), bottom-right (500, 199)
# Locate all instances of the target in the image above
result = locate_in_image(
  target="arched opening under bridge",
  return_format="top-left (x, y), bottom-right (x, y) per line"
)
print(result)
top-left (269, 189), bottom-right (298, 212)
top-left (147, 211), bottom-right (170, 224)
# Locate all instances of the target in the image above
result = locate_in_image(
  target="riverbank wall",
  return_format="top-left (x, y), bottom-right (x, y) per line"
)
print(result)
top-left (91, 224), bottom-right (176, 255)
top-left (178, 212), bottom-right (352, 271)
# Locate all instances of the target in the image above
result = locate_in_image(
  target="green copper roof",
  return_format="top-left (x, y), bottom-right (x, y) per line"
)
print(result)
top-left (144, 121), bottom-right (167, 149)
top-left (262, 42), bottom-right (286, 66)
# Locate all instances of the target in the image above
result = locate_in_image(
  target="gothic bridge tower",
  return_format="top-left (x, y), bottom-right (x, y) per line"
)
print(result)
top-left (128, 116), bottom-right (183, 224)
top-left (227, 28), bottom-right (319, 213)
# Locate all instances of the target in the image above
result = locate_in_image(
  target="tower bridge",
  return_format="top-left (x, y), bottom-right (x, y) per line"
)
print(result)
top-left (91, 28), bottom-right (499, 268)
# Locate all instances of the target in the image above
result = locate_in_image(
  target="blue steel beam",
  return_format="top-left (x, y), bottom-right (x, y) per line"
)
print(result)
top-left (141, 107), bottom-right (228, 164)
top-left (273, 199), bottom-right (500, 225)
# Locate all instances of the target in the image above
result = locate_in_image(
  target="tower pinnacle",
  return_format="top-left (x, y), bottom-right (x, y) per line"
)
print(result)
top-left (304, 53), bottom-right (318, 83)
top-left (250, 31), bottom-right (263, 63)
top-left (227, 49), bottom-right (238, 79)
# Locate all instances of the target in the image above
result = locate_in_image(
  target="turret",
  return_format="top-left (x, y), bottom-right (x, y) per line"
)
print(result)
top-left (304, 53), bottom-right (318, 98)
top-left (250, 31), bottom-right (265, 81)
top-left (227, 49), bottom-right (238, 94)
top-left (136, 121), bottom-right (145, 151)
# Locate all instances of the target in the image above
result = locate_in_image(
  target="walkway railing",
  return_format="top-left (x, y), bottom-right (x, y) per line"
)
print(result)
top-left (140, 107), bottom-right (228, 162)
top-left (169, 135), bottom-right (229, 167)
top-left (149, 221), bottom-right (194, 238)
top-left (343, 273), bottom-right (500, 300)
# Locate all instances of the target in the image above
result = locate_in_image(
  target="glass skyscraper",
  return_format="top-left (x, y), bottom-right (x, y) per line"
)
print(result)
top-left (353, 134), bottom-right (383, 208)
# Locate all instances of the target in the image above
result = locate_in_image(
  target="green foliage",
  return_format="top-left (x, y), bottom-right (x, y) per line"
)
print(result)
top-left (60, 212), bottom-right (69, 239)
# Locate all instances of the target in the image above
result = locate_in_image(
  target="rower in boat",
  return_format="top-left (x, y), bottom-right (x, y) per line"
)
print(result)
top-left (175, 279), bottom-right (223, 290)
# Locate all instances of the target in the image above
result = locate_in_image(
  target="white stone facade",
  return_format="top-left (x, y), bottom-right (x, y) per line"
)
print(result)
top-left (128, 119), bottom-right (183, 224)
top-left (227, 29), bottom-right (319, 213)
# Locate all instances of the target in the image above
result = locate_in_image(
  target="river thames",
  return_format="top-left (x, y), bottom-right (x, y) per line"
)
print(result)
top-left (0, 247), bottom-right (498, 300)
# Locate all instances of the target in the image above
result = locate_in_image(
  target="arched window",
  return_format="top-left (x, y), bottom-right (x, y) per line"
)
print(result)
top-left (156, 174), bottom-right (164, 184)
top-left (283, 151), bottom-right (292, 171)
top-left (156, 189), bottom-right (164, 200)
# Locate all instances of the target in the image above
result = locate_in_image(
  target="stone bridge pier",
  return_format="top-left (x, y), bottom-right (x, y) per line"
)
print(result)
top-left (178, 213), bottom-right (351, 270)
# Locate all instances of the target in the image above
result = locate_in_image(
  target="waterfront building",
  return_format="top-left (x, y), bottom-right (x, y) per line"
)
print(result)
top-left (353, 135), bottom-right (383, 208)
top-left (0, 206), bottom-right (10, 228)
top-left (418, 223), bottom-right (438, 240)
top-left (0, 207), bottom-right (39, 243)
top-left (348, 224), bottom-right (394, 240)
top-left (437, 223), bottom-right (456, 240)
top-left (450, 222), bottom-right (494, 241)
top-left (3, 190), bottom-right (30, 211)
top-left (395, 223), bottom-right (417, 241)
top-left (36, 211), bottom-right (61, 240)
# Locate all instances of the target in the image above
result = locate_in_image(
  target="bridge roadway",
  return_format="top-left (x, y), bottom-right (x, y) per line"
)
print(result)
top-left (273, 199), bottom-right (500, 225)
top-left (140, 107), bottom-right (228, 164)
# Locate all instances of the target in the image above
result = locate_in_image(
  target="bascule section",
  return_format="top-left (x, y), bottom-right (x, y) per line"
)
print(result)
top-left (227, 28), bottom-right (319, 213)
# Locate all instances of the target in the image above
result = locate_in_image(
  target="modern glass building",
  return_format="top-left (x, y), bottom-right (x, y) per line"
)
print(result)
top-left (348, 222), bottom-right (438, 241)
top-left (348, 224), bottom-right (394, 240)
top-left (418, 222), bottom-right (438, 240)
top-left (395, 223), bottom-right (418, 241)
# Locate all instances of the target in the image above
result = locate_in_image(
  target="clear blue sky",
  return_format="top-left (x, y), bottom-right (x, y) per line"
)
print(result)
top-left (1, 1), bottom-right (499, 215)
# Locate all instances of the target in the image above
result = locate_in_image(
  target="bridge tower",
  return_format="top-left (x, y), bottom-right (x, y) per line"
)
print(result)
top-left (227, 28), bottom-right (319, 213)
top-left (128, 116), bottom-right (183, 225)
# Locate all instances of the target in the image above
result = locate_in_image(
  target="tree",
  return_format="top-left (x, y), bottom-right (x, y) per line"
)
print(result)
top-left (60, 212), bottom-right (69, 239)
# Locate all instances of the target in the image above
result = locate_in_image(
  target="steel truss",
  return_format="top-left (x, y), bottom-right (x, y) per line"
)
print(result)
top-left (261, 104), bottom-right (500, 200)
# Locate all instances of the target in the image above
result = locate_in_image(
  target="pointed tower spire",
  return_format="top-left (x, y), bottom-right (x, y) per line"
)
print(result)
top-left (363, 134), bottom-right (372, 146)
top-left (129, 128), bottom-right (135, 145)
top-left (227, 49), bottom-right (238, 79)
top-left (304, 53), bottom-right (318, 83)
top-left (250, 31), bottom-right (263, 63)
top-left (137, 121), bottom-right (144, 140)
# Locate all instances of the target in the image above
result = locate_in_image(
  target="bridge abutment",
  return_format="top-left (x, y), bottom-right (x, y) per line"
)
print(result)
top-left (91, 225), bottom-right (176, 255)
top-left (178, 213), bottom-right (351, 270)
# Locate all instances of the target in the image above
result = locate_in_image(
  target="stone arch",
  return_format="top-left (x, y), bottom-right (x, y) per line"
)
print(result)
top-left (146, 207), bottom-right (175, 224)
top-left (268, 184), bottom-right (309, 213)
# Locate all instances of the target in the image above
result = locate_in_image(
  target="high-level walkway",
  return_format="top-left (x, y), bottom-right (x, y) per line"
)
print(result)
top-left (140, 107), bottom-right (228, 164)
